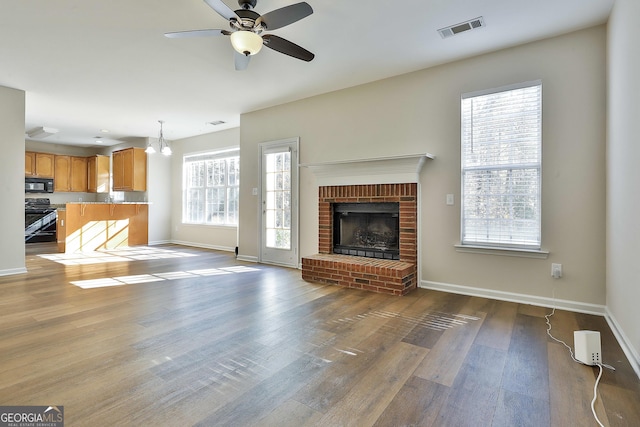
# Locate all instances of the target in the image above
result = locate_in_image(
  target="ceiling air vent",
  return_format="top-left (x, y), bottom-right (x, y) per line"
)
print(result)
top-left (438, 16), bottom-right (485, 39)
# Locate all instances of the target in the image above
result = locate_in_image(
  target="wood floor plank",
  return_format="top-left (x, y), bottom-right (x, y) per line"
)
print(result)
top-left (412, 306), bottom-right (486, 387)
top-left (295, 290), bottom-right (438, 412)
top-left (316, 341), bottom-right (429, 426)
top-left (473, 299), bottom-right (519, 350)
top-left (548, 341), bottom-right (609, 426)
top-left (372, 376), bottom-right (449, 427)
top-left (500, 313), bottom-right (551, 401)
top-left (193, 353), bottom-right (330, 426)
top-left (492, 388), bottom-right (551, 427)
top-left (247, 399), bottom-right (324, 427)
top-left (432, 344), bottom-right (507, 426)
top-left (598, 382), bottom-right (640, 427)
top-left (294, 314), bottom-right (414, 412)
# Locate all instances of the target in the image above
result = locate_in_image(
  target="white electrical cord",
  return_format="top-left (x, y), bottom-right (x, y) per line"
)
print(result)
top-left (591, 363), bottom-right (605, 427)
top-left (545, 307), bottom-right (613, 427)
top-left (545, 307), bottom-right (579, 363)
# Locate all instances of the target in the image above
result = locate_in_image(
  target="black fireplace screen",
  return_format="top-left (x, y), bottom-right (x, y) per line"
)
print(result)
top-left (333, 202), bottom-right (400, 260)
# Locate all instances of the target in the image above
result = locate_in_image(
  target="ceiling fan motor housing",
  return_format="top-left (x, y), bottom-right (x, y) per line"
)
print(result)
top-left (238, 0), bottom-right (257, 10)
top-left (232, 9), bottom-right (261, 30)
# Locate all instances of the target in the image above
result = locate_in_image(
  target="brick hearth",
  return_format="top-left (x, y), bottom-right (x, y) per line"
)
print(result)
top-left (302, 183), bottom-right (417, 296)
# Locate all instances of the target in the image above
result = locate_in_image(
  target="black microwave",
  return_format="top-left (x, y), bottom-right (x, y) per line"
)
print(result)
top-left (25, 177), bottom-right (54, 193)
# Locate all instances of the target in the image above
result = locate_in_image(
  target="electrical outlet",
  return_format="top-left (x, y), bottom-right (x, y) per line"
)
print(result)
top-left (446, 194), bottom-right (454, 205)
top-left (551, 263), bottom-right (562, 279)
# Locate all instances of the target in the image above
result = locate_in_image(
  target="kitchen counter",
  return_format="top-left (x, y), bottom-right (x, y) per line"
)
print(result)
top-left (59, 202), bottom-right (148, 252)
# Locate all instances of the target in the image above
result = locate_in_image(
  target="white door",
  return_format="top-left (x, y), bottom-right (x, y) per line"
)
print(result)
top-left (260, 138), bottom-right (299, 268)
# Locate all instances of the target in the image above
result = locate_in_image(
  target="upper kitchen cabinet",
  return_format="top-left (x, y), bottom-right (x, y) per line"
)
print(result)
top-left (112, 147), bottom-right (147, 191)
top-left (54, 155), bottom-right (70, 192)
top-left (87, 155), bottom-right (110, 193)
top-left (25, 152), bottom-right (55, 178)
top-left (71, 156), bottom-right (88, 192)
top-left (54, 155), bottom-right (88, 192)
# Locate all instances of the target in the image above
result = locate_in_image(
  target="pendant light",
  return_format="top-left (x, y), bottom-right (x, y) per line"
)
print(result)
top-left (145, 137), bottom-right (156, 154)
top-left (158, 120), bottom-right (172, 156)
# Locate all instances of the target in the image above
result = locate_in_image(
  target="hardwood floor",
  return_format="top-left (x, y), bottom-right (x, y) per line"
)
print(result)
top-left (2, 245), bottom-right (639, 426)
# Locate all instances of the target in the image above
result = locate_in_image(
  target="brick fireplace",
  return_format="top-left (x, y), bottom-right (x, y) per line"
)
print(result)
top-left (302, 183), bottom-right (418, 295)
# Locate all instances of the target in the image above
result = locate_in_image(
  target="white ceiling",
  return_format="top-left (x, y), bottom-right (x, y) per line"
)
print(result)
top-left (1, 0), bottom-right (613, 147)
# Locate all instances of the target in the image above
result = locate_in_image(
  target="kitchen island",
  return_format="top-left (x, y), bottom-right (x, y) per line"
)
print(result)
top-left (60, 202), bottom-right (148, 252)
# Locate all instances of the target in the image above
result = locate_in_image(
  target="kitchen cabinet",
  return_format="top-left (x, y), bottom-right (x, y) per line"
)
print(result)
top-left (62, 203), bottom-right (148, 252)
top-left (112, 147), bottom-right (147, 191)
top-left (87, 155), bottom-right (110, 193)
top-left (54, 155), bottom-right (88, 192)
top-left (71, 156), bottom-right (88, 192)
top-left (57, 209), bottom-right (66, 253)
top-left (25, 152), bottom-right (55, 178)
top-left (54, 156), bottom-right (71, 192)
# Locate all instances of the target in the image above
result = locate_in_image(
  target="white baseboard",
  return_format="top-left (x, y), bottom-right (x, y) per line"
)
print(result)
top-left (0, 267), bottom-right (28, 276)
top-left (420, 280), bottom-right (606, 315)
top-left (148, 239), bottom-right (172, 246)
top-left (236, 255), bottom-right (258, 263)
top-left (169, 240), bottom-right (235, 253)
top-left (604, 307), bottom-right (640, 380)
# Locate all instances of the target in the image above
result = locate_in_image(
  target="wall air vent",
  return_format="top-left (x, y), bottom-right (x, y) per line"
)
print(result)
top-left (438, 16), bottom-right (485, 39)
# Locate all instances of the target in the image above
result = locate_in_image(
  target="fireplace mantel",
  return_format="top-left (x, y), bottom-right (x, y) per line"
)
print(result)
top-left (300, 153), bottom-right (434, 186)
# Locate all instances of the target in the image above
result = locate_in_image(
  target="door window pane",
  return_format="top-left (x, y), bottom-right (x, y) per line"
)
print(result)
top-left (265, 151), bottom-right (291, 249)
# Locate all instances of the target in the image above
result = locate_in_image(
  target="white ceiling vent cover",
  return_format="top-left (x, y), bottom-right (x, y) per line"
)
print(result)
top-left (438, 17), bottom-right (485, 39)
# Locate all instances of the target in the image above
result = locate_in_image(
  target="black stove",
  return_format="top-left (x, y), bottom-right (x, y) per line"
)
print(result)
top-left (25, 198), bottom-right (57, 243)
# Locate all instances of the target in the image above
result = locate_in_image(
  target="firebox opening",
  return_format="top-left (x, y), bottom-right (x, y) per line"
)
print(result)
top-left (333, 202), bottom-right (400, 260)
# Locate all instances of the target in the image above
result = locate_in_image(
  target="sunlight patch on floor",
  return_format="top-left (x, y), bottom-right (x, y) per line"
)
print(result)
top-left (38, 247), bottom-right (199, 265)
top-left (71, 266), bottom-right (262, 289)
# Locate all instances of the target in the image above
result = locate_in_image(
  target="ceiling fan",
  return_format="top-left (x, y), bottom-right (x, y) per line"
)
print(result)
top-left (165, 0), bottom-right (315, 71)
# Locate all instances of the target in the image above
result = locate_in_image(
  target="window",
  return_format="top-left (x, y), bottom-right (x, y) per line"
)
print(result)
top-left (461, 81), bottom-right (542, 249)
top-left (183, 148), bottom-right (239, 226)
top-left (264, 150), bottom-right (292, 249)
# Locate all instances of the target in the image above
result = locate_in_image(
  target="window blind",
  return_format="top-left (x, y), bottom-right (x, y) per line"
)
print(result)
top-left (461, 82), bottom-right (542, 248)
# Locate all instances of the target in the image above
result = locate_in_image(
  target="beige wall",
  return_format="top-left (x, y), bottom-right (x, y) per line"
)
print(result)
top-left (170, 128), bottom-right (240, 251)
top-left (146, 138), bottom-right (172, 245)
top-left (239, 26), bottom-right (607, 306)
top-left (0, 85), bottom-right (26, 275)
top-left (607, 0), bottom-right (640, 373)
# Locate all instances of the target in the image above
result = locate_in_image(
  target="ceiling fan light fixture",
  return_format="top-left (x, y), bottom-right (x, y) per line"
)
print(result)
top-left (230, 31), bottom-right (263, 56)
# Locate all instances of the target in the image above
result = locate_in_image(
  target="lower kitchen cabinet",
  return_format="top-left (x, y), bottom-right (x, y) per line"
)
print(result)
top-left (62, 203), bottom-right (148, 252)
top-left (56, 209), bottom-right (66, 253)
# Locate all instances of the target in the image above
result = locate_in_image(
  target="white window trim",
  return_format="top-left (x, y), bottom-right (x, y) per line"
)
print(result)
top-left (459, 80), bottom-right (543, 252)
top-left (454, 244), bottom-right (549, 259)
top-left (182, 147), bottom-right (240, 227)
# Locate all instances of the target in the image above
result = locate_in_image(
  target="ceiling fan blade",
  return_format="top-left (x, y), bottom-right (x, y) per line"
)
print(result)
top-left (203, 0), bottom-right (239, 21)
top-left (165, 29), bottom-right (228, 38)
top-left (235, 52), bottom-right (251, 71)
top-left (262, 34), bottom-right (314, 62)
top-left (258, 2), bottom-right (313, 30)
